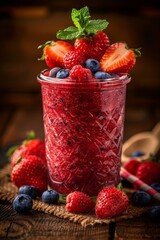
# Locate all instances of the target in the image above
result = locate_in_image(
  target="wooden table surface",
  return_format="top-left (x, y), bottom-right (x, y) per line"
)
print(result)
top-left (0, 93), bottom-right (160, 240)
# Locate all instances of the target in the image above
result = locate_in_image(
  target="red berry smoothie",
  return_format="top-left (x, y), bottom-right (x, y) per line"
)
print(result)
top-left (38, 72), bottom-right (130, 196)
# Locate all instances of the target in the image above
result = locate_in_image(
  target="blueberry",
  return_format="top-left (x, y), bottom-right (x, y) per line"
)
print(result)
top-left (150, 183), bottom-right (160, 193)
top-left (56, 69), bottom-right (69, 78)
top-left (94, 71), bottom-right (112, 80)
top-left (13, 194), bottom-right (33, 214)
top-left (49, 67), bottom-right (61, 77)
top-left (131, 151), bottom-right (145, 157)
top-left (42, 190), bottom-right (59, 204)
top-left (132, 190), bottom-right (152, 206)
top-left (19, 185), bottom-right (38, 199)
top-left (85, 59), bottom-right (100, 73)
top-left (148, 206), bottom-right (160, 220)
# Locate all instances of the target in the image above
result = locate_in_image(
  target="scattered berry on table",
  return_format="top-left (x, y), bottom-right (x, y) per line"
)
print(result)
top-left (66, 191), bottom-right (94, 214)
top-left (85, 59), bottom-right (100, 73)
top-left (63, 50), bottom-right (86, 69)
top-left (150, 182), bottom-right (160, 193)
top-left (49, 67), bottom-right (61, 77)
top-left (131, 190), bottom-right (152, 206)
top-left (123, 158), bottom-right (141, 175)
top-left (13, 194), bottom-right (33, 214)
top-left (134, 161), bottom-right (160, 186)
top-left (94, 71), bottom-right (112, 80)
top-left (10, 138), bottom-right (46, 168)
top-left (11, 155), bottom-right (48, 195)
top-left (19, 185), bottom-right (38, 199)
top-left (148, 206), bottom-right (160, 220)
top-left (56, 69), bottom-right (70, 78)
top-left (131, 151), bottom-right (145, 157)
top-left (42, 190), bottom-right (59, 204)
top-left (70, 65), bottom-right (93, 82)
top-left (95, 187), bottom-right (129, 218)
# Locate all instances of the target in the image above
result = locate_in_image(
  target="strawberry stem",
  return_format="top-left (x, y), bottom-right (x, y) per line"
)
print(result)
top-left (59, 194), bottom-right (67, 203)
top-left (6, 145), bottom-right (19, 159)
top-left (134, 48), bottom-right (141, 57)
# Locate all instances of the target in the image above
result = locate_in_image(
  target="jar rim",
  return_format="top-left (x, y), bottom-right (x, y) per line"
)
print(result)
top-left (37, 69), bottom-right (131, 89)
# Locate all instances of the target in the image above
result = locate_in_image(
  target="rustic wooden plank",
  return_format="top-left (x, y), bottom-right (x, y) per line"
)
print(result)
top-left (115, 217), bottom-right (160, 239)
top-left (0, 201), bottom-right (111, 240)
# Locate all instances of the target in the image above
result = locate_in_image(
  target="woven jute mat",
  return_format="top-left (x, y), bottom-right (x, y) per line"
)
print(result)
top-left (0, 164), bottom-right (149, 227)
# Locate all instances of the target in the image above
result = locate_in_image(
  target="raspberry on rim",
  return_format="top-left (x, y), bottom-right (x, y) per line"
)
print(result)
top-left (70, 65), bottom-right (93, 82)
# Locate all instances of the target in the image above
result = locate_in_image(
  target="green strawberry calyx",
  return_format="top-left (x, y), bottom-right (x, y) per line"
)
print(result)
top-left (56, 6), bottom-right (109, 40)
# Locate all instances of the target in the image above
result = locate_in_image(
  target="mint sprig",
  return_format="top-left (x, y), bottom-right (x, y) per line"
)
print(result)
top-left (56, 6), bottom-right (109, 40)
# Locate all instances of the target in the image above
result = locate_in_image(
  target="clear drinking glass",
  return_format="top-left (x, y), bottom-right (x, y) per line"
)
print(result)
top-left (38, 71), bottom-right (130, 196)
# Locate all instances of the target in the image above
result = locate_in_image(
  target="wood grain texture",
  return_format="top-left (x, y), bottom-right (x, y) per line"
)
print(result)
top-left (0, 202), bottom-right (110, 240)
top-left (115, 217), bottom-right (160, 239)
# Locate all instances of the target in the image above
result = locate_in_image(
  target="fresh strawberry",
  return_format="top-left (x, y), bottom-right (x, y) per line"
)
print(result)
top-left (10, 139), bottom-right (46, 168)
top-left (70, 65), bottom-right (93, 82)
top-left (89, 31), bottom-right (110, 60)
top-left (74, 32), bottom-right (110, 61)
top-left (100, 42), bottom-right (136, 73)
top-left (45, 55), bottom-right (61, 69)
top-left (123, 158), bottom-right (141, 175)
top-left (134, 161), bottom-right (160, 187)
top-left (63, 50), bottom-right (86, 69)
top-left (74, 38), bottom-right (90, 58)
top-left (11, 155), bottom-right (48, 195)
top-left (39, 40), bottom-right (74, 68)
top-left (66, 191), bottom-right (94, 214)
top-left (95, 187), bottom-right (129, 218)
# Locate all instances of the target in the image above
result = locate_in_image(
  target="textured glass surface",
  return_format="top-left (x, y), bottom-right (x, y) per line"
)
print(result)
top-left (38, 75), bottom-right (130, 196)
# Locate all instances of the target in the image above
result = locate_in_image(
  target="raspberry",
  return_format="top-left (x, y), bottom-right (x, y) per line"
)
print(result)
top-left (70, 65), bottom-right (93, 82)
top-left (66, 191), bottom-right (94, 214)
top-left (63, 50), bottom-right (86, 69)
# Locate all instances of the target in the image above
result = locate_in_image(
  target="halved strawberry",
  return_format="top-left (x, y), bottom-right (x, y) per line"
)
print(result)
top-left (39, 40), bottom-right (74, 68)
top-left (100, 42), bottom-right (136, 73)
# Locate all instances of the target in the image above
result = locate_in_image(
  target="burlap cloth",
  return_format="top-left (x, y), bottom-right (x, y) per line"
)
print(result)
top-left (0, 164), bottom-right (151, 227)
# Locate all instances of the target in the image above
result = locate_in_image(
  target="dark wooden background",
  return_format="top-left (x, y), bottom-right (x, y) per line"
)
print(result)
top-left (0, 2), bottom-right (160, 239)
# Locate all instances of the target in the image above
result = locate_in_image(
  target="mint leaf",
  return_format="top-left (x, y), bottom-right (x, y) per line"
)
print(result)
top-left (86, 20), bottom-right (109, 34)
top-left (71, 6), bottom-right (90, 30)
top-left (57, 26), bottom-right (80, 40)
top-left (56, 6), bottom-right (109, 40)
